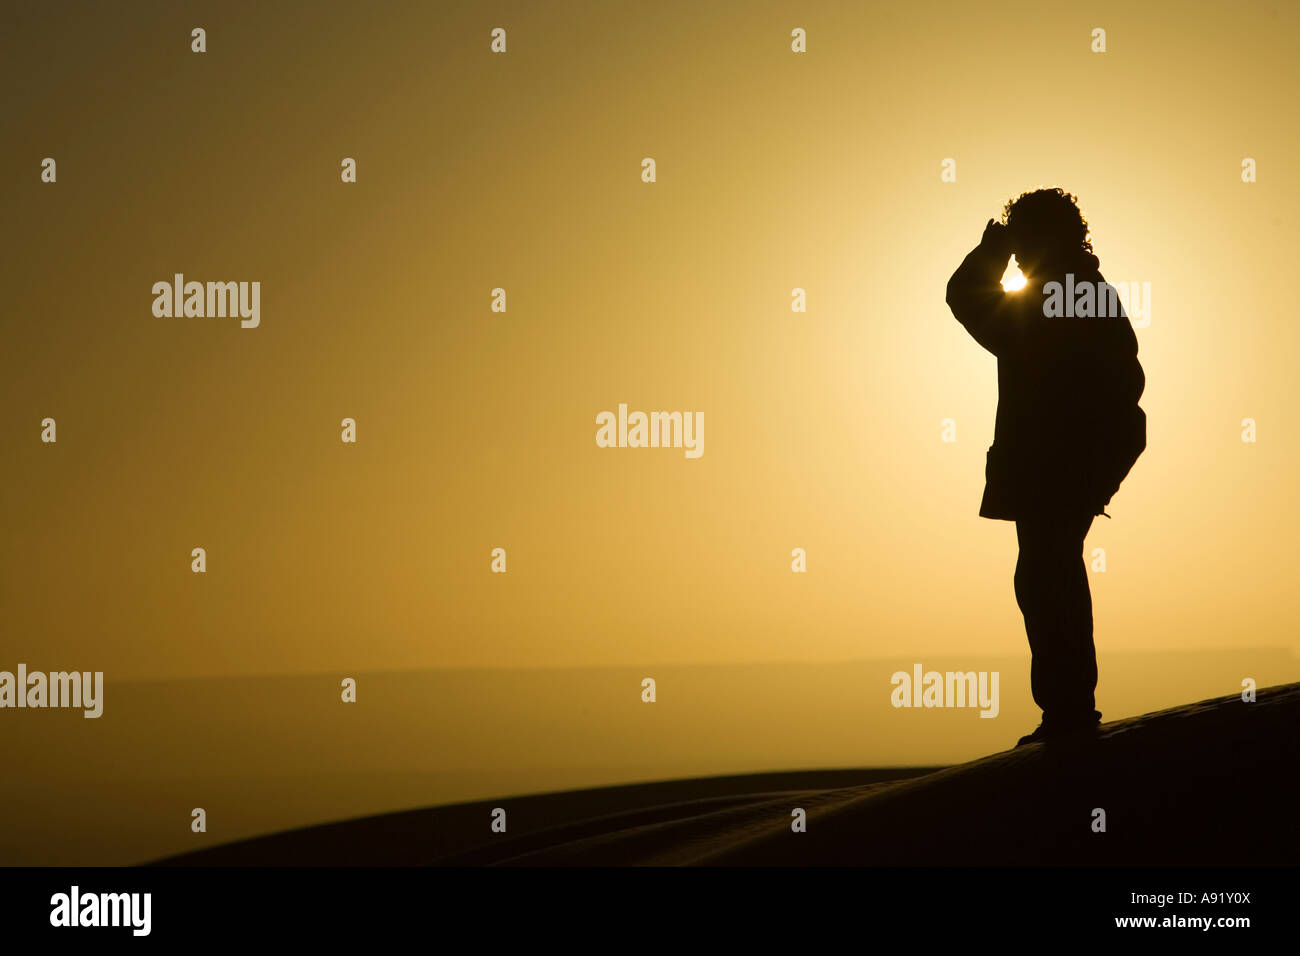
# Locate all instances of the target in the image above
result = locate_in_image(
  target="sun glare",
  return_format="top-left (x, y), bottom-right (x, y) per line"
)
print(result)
top-left (1001, 257), bottom-right (1027, 292)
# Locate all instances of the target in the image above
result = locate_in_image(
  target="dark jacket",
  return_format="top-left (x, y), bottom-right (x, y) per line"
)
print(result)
top-left (946, 240), bottom-right (1146, 520)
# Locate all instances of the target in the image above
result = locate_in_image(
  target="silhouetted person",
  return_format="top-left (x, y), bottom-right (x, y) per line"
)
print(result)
top-left (946, 188), bottom-right (1146, 746)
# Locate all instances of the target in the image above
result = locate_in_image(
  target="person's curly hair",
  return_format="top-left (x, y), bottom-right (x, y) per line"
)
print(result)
top-left (999, 187), bottom-right (1093, 256)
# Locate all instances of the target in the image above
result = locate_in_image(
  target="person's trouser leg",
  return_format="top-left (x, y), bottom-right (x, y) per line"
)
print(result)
top-left (1014, 510), bottom-right (1098, 727)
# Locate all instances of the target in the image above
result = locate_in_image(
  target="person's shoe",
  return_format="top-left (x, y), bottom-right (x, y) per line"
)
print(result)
top-left (1016, 724), bottom-right (1050, 747)
top-left (1015, 716), bottom-right (1100, 748)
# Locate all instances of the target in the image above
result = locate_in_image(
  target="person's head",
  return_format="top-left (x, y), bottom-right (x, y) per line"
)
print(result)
top-left (1000, 187), bottom-right (1093, 276)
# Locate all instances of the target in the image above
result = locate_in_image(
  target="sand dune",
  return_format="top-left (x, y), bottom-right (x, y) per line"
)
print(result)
top-left (156, 683), bottom-right (1299, 866)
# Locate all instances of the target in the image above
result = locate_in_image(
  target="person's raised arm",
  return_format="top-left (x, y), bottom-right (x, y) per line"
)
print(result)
top-left (946, 218), bottom-right (1013, 356)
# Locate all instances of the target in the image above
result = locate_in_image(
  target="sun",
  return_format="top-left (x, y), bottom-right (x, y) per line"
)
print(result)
top-left (1000, 256), bottom-right (1027, 292)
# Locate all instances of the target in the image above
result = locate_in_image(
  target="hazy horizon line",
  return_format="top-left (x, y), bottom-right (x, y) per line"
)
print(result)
top-left (82, 646), bottom-right (1300, 686)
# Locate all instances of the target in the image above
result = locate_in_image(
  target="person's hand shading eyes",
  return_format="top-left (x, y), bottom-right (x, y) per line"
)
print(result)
top-left (981, 218), bottom-right (1012, 261)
